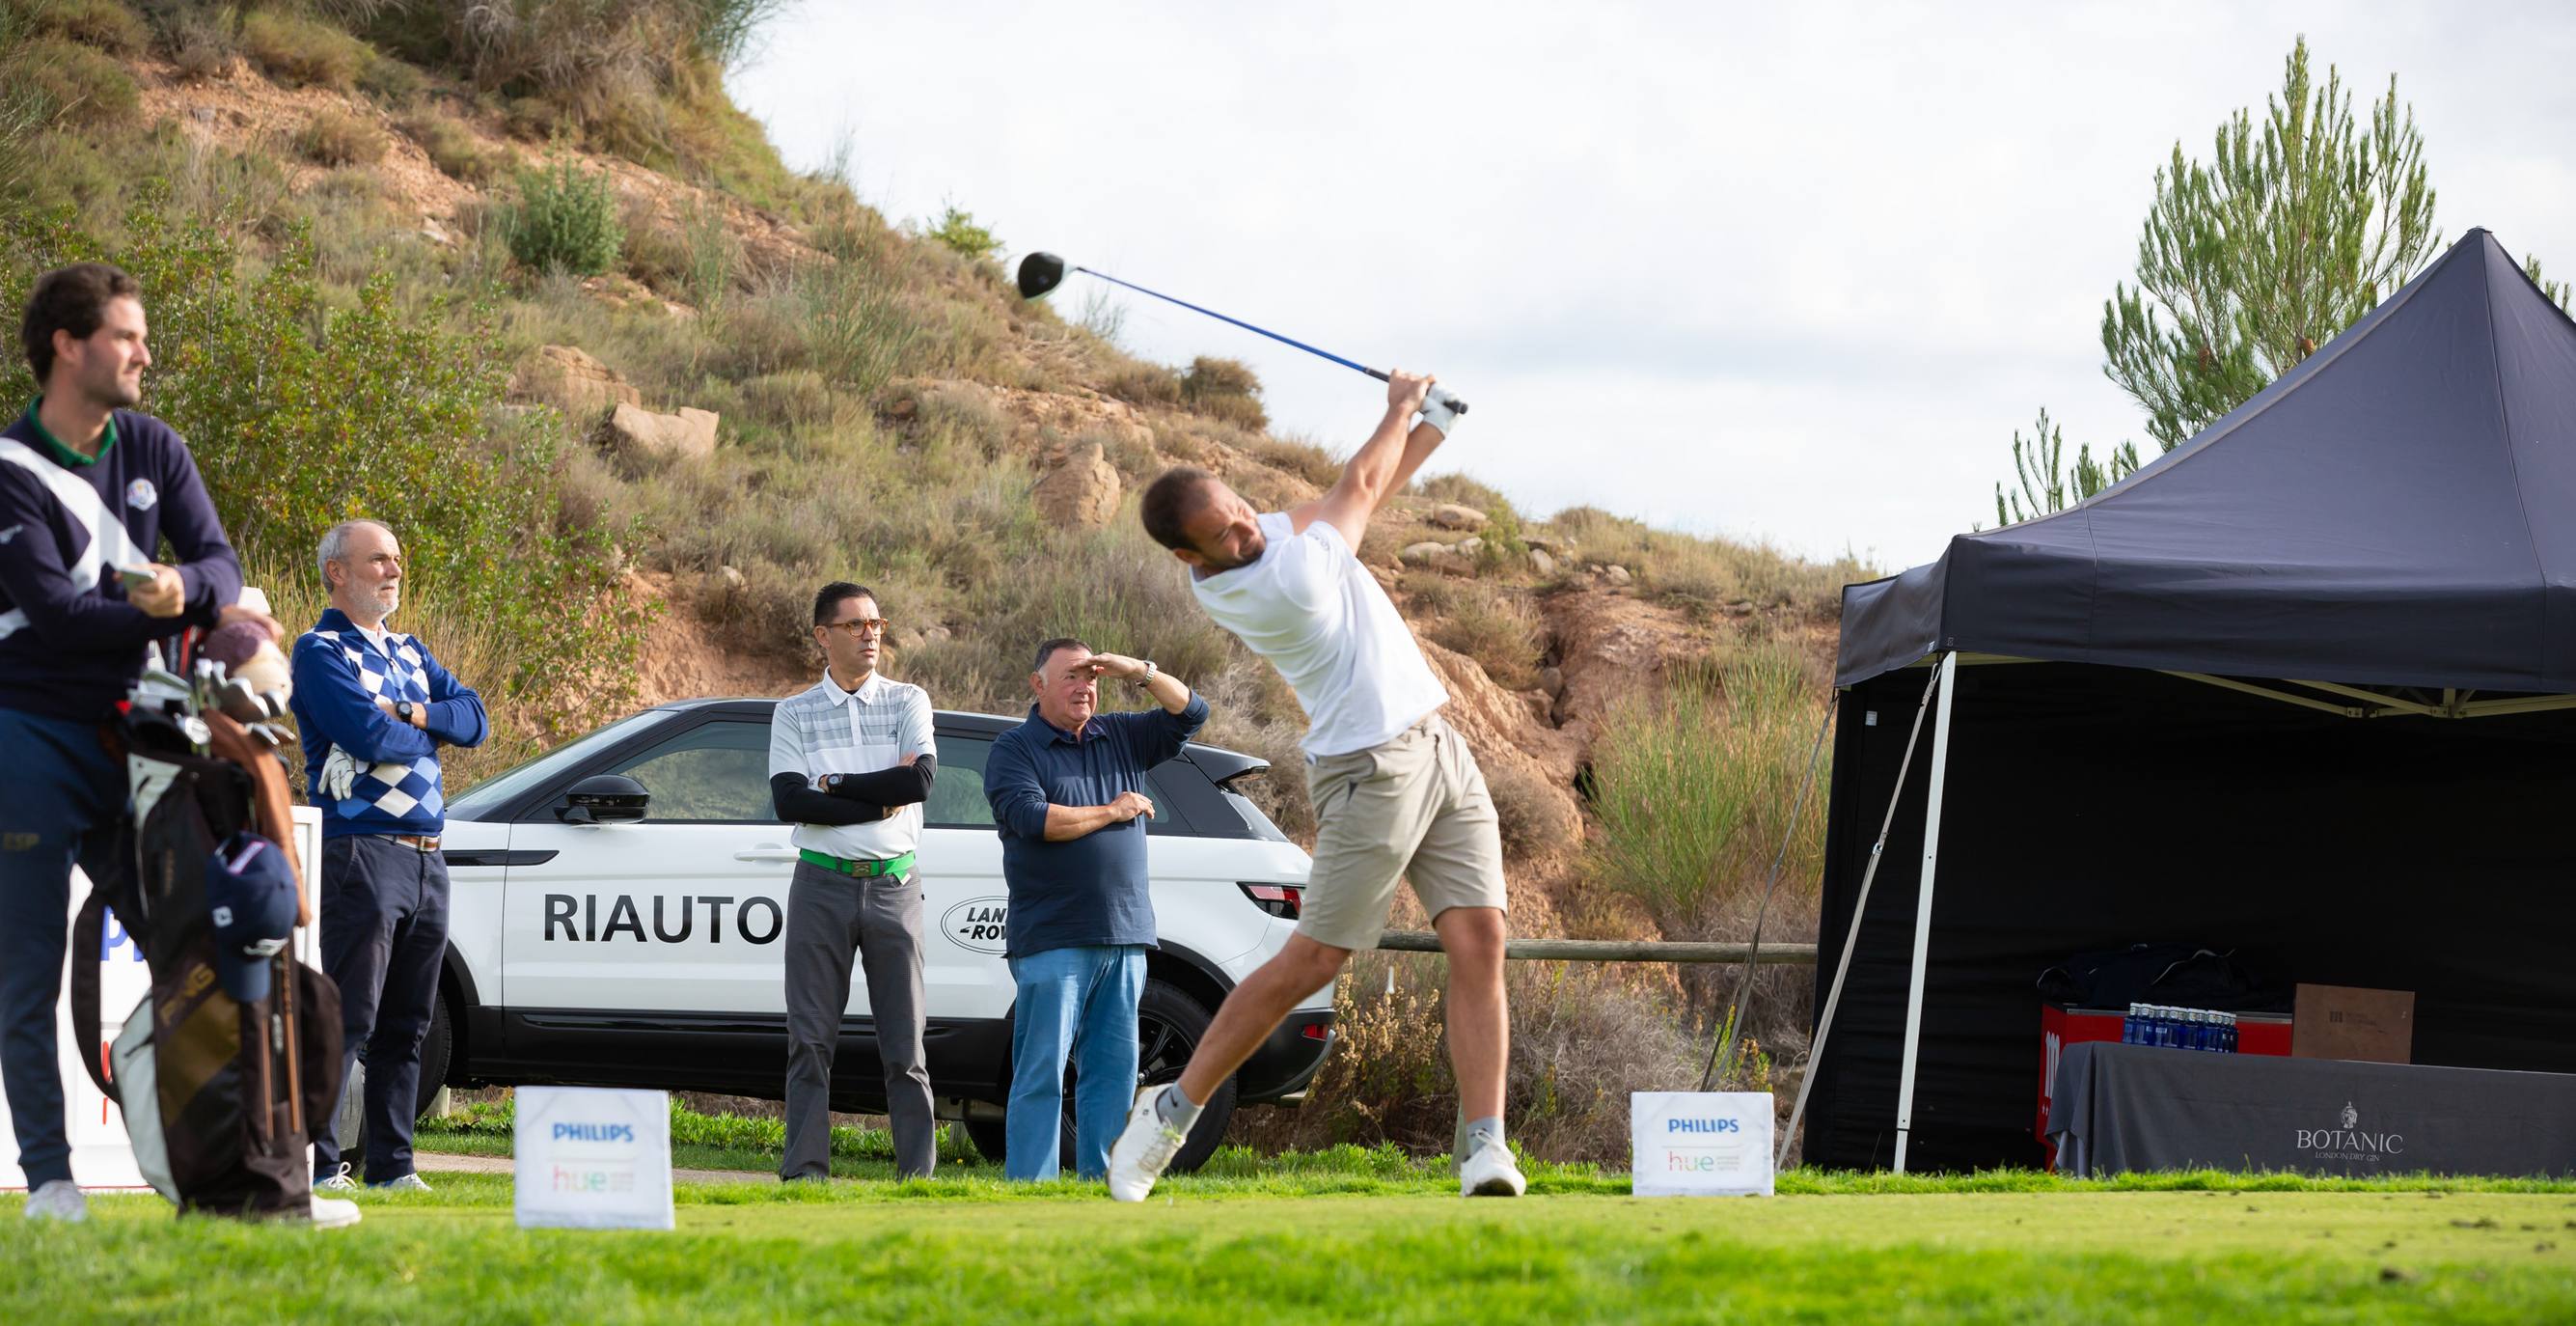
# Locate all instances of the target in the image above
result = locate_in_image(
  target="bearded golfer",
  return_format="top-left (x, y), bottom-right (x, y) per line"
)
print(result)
top-left (1110, 371), bottom-right (1519, 1200)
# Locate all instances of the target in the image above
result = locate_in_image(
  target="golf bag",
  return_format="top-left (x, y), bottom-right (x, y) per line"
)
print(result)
top-left (67, 706), bottom-right (343, 1218)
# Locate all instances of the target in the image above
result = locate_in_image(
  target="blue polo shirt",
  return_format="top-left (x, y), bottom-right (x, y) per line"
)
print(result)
top-left (982, 693), bottom-right (1209, 958)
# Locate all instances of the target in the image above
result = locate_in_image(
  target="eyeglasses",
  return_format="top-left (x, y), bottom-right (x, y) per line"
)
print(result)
top-left (822, 618), bottom-right (891, 638)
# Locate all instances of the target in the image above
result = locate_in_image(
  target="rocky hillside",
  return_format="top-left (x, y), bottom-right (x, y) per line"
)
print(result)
top-left (5, 6), bottom-right (1863, 955)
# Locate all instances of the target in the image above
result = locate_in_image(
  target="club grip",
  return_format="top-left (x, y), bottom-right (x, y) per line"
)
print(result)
top-left (1366, 369), bottom-right (1470, 415)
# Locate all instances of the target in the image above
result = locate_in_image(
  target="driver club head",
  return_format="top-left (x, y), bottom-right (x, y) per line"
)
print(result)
top-left (1015, 251), bottom-right (1068, 300)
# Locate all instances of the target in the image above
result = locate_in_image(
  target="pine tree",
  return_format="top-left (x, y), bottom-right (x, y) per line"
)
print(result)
top-left (1989, 37), bottom-right (2445, 523)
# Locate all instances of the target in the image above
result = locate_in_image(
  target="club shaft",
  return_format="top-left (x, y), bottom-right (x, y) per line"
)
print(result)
top-left (1075, 266), bottom-right (1384, 380)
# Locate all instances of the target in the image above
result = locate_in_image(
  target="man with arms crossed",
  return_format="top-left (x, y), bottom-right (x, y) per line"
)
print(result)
top-left (769, 581), bottom-right (938, 1180)
top-left (293, 519), bottom-right (489, 1193)
top-left (983, 637), bottom-right (1206, 1181)
top-left (1109, 372), bottom-right (1521, 1200)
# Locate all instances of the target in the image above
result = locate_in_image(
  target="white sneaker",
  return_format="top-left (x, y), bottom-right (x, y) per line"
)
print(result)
top-left (1106, 1085), bottom-right (1188, 1202)
top-left (22, 1179), bottom-right (87, 1223)
top-left (1459, 1139), bottom-right (1526, 1198)
top-left (370, 1173), bottom-right (433, 1193)
top-left (308, 1195), bottom-right (363, 1229)
top-left (314, 1163), bottom-right (358, 1193)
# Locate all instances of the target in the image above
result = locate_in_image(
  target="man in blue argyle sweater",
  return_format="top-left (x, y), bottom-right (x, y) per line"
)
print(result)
top-left (288, 518), bottom-right (486, 1192)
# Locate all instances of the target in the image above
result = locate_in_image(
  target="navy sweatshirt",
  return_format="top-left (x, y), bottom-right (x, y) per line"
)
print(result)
top-left (0, 401), bottom-right (242, 722)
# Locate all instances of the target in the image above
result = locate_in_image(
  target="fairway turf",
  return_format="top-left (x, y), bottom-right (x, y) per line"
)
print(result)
top-left (7, 1170), bottom-right (2572, 1322)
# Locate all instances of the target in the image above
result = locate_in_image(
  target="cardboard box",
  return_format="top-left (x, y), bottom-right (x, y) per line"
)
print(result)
top-left (2293, 983), bottom-right (2415, 1064)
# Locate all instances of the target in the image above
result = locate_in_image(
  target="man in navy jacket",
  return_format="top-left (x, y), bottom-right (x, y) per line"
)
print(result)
top-left (288, 518), bottom-right (486, 1192)
top-left (982, 638), bottom-right (1205, 1180)
top-left (0, 263), bottom-right (276, 1223)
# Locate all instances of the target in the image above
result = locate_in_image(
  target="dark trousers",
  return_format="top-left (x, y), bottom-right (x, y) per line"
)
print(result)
top-left (0, 708), bottom-right (124, 1189)
top-left (781, 861), bottom-right (935, 1180)
top-left (313, 834), bottom-right (451, 1183)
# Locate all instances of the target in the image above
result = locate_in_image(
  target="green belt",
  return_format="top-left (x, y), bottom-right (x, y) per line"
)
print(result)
top-left (799, 847), bottom-right (915, 878)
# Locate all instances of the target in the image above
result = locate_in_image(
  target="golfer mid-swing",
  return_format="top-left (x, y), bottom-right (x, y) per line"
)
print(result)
top-left (1111, 370), bottom-right (1521, 1200)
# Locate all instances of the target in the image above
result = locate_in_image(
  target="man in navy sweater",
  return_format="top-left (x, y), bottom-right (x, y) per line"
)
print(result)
top-left (981, 638), bottom-right (1205, 1181)
top-left (288, 518), bottom-right (486, 1192)
top-left (0, 263), bottom-right (277, 1222)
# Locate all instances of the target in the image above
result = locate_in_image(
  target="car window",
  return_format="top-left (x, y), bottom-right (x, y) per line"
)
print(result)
top-left (604, 719), bottom-right (778, 823)
top-left (925, 735), bottom-right (994, 829)
top-left (449, 708), bottom-right (665, 820)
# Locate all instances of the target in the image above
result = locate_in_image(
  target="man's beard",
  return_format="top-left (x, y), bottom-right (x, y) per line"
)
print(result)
top-left (1201, 531), bottom-right (1266, 572)
top-left (355, 586), bottom-right (400, 622)
top-left (88, 368), bottom-right (143, 410)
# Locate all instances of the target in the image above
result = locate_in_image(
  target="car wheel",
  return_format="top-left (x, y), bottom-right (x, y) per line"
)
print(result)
top-left (1134, 979), bottom-right (1235, 1176)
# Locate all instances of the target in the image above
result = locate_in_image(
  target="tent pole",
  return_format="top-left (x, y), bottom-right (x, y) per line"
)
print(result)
top-left (1891, 650), bottom-right (1960, 1174)
top-left (1776, 664), bottom-right (1946, 1171)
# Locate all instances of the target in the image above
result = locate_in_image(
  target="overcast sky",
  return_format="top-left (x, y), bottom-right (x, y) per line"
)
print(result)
top-left (731, 3), bottom-right (2576, 573)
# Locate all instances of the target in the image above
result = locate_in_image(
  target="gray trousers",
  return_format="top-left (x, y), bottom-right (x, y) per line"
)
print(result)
top-left (781, 861), bottom-right (936, 1179)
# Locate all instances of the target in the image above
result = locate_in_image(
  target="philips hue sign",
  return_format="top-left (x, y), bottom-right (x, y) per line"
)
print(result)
top-left (514, 1086), bottom-right (673, 1229)
top-left (1631, 1091), bottom-right (1774, 1197)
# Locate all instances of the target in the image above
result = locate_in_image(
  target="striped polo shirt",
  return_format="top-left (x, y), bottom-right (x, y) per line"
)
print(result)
top-left (768, 670), bottom-right (937, 862)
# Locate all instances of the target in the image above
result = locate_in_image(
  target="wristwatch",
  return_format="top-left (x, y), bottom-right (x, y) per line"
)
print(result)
top-left (396, 700), bottom-right (416, 724)
top-left (1131, 660), bottom-right (1158, 688)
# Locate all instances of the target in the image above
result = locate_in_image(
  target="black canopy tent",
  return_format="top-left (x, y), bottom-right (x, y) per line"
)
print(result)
top-left (1799, 231), bottom-right (2576, 1173)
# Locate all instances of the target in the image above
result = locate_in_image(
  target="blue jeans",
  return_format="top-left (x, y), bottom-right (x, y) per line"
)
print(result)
top-left (1005, 945), bottom-right (1145, 1181)
top-left (0, 707), bottom-right (126, 1189)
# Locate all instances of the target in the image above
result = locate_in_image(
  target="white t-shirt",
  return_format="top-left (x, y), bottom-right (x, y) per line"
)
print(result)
top-left (1191, 511), bottom-right (1448, 757)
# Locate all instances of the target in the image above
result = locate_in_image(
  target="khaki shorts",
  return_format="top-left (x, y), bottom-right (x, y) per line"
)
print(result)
top-left (1297, 713), bottom-right (1508, 951)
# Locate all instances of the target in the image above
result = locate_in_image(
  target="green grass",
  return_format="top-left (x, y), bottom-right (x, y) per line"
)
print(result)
top-left (6, 1171), bottom-right (2572, 1323)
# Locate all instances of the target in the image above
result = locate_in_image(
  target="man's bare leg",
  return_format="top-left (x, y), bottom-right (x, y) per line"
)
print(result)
top-left (1434, 905), bottom-right (1509, 1121)
top-left (1174, 934), bottom-right (1350, 1108)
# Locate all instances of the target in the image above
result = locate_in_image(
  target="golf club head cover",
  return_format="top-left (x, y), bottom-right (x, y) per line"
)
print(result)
top-left (1419, 385), bottom-right (1464, 437)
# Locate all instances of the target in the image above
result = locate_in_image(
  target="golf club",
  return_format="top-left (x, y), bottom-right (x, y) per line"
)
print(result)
top-left (1015, 252), bottom-right (1467, 416)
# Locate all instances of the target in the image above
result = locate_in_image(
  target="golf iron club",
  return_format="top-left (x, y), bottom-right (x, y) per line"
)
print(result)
top-left (1015, 252), bottom-right (1467, 416)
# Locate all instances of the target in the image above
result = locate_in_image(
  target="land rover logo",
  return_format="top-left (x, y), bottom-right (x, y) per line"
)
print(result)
top-left (943, 897), bottom-right (1008, 954)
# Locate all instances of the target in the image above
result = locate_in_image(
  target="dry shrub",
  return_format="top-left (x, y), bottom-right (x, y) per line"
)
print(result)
top-left (1232, 952), bottom-right (1703, 1164)
top-left (1550, 505), bottom-right (1868, 618)
top-left (1412, 578), bottom-right (1543, 690)
top-left (1181, 355), bottom-right (1267, 431)
top-left (1484, 760), bottom-right (1575, 860)
top-left (27, 0), bottom-right (148, 53)
top-left (1243, 431), bottom-right (1342, 491)
top-left (14, 36), bottom-right (137, 126)
top-left (297, 107), bottom-right (388, 166)
top-left (399, 110), bottom-right (498, 182)
top-left (241, 9), bottom-right (370, 90)
top-left (163, 7), bottom-right (238, 82)
top-left (1103, 361), bottom-right (1181, 407)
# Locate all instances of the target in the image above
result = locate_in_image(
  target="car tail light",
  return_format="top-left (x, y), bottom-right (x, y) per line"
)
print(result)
top-left (1300, 1021), bottom-right (1331, 1041)
top-left (1238, 882), bottom-right (1302, 920)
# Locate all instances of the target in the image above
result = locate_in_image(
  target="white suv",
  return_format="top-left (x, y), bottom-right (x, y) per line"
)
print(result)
top-left (415, 699), bottom-right (1335, 1173)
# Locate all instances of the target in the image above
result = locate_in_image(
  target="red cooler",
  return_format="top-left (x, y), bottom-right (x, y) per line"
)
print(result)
top-left (2036, 1003), bottom-right (2290, 1166)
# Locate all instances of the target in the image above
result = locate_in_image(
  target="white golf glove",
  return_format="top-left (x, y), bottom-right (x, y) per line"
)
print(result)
top-left (319, 744), bottom-right (359, 802)
top-left (1419, 385), bottom-right (1464, 437)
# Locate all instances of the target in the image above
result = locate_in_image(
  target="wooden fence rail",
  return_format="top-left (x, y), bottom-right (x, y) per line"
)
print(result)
top-left (1373, 932), bottom-right (1819, 965)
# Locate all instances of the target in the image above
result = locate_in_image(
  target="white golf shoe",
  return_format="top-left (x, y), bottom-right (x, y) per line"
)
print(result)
top-left (371, 1173), bottom-right (433, 1193)
top-left (308, 1195), bottom-right (363, 1229)
top-left (1106, 1085), bottom-right (1189, 1202)
top-left (1459, 1139), bottom-right (1526, 1198)
top-left (314, 1162), bottom-right (358, 1193)
top-left (23, 1179), bottom-right (87, 1223)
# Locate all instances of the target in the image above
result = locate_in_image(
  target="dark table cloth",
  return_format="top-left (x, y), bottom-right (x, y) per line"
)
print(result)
top-left (2046, 1041), bottom-right (2576, 1177)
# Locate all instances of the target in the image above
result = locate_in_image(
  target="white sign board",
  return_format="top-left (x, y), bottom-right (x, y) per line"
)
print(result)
top-left (2, 806), bottom-right (321, 1192)
top-left (1631, 1091), bottom-right (1775, 1198)
top-left (513, 1086), bottom-right (674, 1229)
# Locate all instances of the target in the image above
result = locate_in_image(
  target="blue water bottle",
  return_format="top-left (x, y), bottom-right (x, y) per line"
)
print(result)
top-left (2122, 1003), bottom-right (2140, 1044)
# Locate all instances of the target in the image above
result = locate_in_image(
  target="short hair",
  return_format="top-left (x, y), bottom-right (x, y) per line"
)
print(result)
top-left (21, 262), bottom-right (141, 385)
top-left (1139, 466), bottom-right (1218, 552)
top-left (812, 580), bottom-right (878, 626)
top-left (315, 519), bottom-right (392, 585)
top-left (1031, 636), bottom-right (1091, 675)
